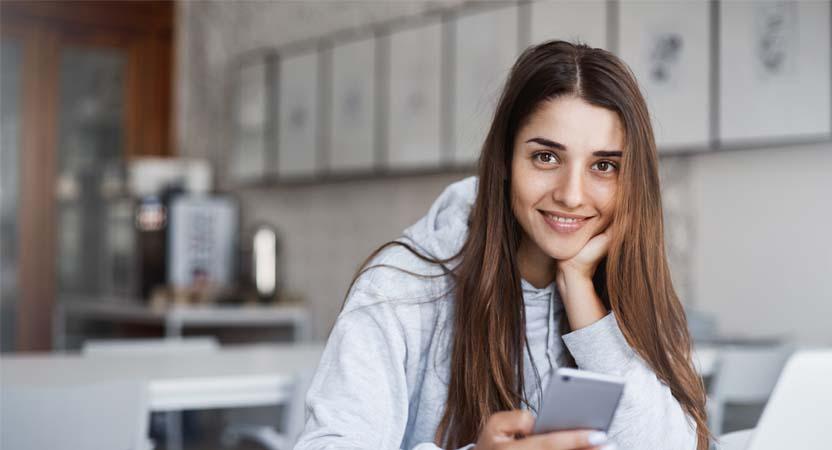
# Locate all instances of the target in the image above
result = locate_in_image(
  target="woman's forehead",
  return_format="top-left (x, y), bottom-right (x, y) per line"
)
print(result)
top-left (520, 96), bottom-right (624, 153)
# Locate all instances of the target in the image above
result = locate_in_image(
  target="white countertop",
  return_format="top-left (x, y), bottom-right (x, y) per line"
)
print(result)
top-left (59, 299), bottom-right (310, 326)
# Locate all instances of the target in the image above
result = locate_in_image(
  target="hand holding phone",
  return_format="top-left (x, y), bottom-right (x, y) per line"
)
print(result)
top-left (474, 410), bottom-right (612, 450)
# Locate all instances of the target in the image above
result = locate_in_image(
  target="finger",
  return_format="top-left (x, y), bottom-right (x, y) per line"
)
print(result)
top-left (548, 430), bottom-right (609, 449)
top-left (511, 430), bottom-right (609, 450)
top-left (597, 232), bottom-right (611, 253)
top-left (588, 231), bottom-right (611, 258)
top-left (591, 229), bottom-right (611, 247)
top-left (488, 410), bottom-right (536, 437)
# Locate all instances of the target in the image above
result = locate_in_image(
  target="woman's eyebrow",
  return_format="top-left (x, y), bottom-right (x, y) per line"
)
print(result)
top-left (525, 137), bottom-right (566, 150)
top-left (525, 137), bottom-right (622, 157)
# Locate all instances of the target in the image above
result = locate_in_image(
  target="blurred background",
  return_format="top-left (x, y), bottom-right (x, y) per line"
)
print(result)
top-left (1, 1), bottom-right (830, 450)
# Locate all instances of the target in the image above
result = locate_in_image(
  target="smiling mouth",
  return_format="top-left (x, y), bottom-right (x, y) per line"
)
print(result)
top-left (539, 210), bottom-right (593, 233)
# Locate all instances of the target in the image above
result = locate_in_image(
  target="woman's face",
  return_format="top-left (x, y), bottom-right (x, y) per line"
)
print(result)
top-left (511, 95), bottom-right (624, 262)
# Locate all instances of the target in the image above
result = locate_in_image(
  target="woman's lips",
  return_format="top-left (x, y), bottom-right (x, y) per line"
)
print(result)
top-left (540, 210), bottom-right (591, 234)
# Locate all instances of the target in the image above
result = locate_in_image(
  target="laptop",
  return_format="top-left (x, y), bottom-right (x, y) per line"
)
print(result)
top-left (742, 350), bottom-right (832, 449)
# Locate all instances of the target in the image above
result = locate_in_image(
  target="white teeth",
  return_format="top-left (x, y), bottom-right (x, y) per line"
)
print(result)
top-left (547, 214), bottom-right (579, 223)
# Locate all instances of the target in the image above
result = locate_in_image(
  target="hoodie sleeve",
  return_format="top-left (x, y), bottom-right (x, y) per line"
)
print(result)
top-left (293, 286), bottom-right (474, 450)
top-left (560, 313), bottom-right (698, 450)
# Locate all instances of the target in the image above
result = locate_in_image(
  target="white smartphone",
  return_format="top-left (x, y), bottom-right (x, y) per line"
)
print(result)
top-left (533, 367), bottom-right (625, 434)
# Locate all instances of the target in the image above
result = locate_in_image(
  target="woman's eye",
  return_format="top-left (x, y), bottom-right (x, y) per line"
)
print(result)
top-left (533, 152), bottom-right (558, 165)
top-left (592, 160), bottom-right (618, 173)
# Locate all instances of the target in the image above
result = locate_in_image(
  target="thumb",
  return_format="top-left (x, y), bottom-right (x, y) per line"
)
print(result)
top-left (513, 429), bottom-right (609, 450)
top-left (487, 410), bottom-right (536, 438)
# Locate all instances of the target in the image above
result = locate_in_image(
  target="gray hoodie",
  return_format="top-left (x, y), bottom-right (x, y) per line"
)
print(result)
top-left (294, 176), bottom-right (697, 450)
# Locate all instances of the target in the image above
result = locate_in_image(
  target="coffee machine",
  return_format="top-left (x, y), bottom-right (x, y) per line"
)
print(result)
top-left (128, 158), bottom-right (238, 302)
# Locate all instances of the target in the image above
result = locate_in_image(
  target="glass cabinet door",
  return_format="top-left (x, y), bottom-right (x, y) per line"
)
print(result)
top-left (1, 39), bottom-right (23, 352)
top-left (1, 1), bottom-right (172, 351)
top-left (55, 44), bottom-right (131, 298)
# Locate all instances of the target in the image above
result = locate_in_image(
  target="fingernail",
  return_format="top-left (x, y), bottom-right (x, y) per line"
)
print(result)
top-left (601, 444), bottom-right (617, 450)
top-left (587, 431), bottom-right (608, 445)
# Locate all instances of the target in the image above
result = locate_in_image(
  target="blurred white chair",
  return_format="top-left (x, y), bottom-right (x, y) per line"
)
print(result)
top-left (221, 368), bottom-right (315, 450)
top-left (82, 336), bottom-right (219, 450)
top-left (82, 336), bottom-right (220, 356)
top-left (716, 428), bottom-right (754, 450)
top-left (685, 306), bottom-right (719, 343)
top-left (1, 380), bottom-right (153, 450)
top-left (708, 343), bottom-right (793, 436)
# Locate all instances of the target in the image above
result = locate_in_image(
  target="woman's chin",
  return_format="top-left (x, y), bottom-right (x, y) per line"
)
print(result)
top-left (543, 244), bottom-right (582, 262)
top-left (538, 231), bottom-right (595, 261)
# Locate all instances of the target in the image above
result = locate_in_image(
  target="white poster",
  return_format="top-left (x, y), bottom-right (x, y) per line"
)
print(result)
top-left (387, 19), bottom-right (443, 169)
top-left (329, 36), bottom-right (376, 173)
top-left (231, 60), bottom-right (267, 181)
top-left (453, 5), bottom-right (520, 164)
top-left (168, 197), bottom-right (238, 289)
top-left (720, 0), bottom-right (831, 143)
top-left (619, 0), bottom-right (711, 152)
top-left (277, 51), bottom-right (320, 178)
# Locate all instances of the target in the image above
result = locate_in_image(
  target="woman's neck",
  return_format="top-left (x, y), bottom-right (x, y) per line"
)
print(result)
top-left (517, 236), bottom-right (556, 289)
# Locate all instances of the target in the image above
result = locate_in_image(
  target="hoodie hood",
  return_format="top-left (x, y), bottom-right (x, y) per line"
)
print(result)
top-left (401, 176), bottom-right (478, 262)
top-left (401, 175), bottom-right (556, 295)
top-left (401, 175), bottom-right (562, 394)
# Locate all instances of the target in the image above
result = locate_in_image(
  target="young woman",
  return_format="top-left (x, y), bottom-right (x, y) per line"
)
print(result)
top-left (294, 41), bottom-right (710, 450)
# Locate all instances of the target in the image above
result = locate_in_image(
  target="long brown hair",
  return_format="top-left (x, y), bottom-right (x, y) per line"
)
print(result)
top-left (347, 40), bottom-right (709, 450)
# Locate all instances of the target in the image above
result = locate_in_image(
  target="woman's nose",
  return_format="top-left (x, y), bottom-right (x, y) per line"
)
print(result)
top-left (552, 166), bottom-right (585, 209)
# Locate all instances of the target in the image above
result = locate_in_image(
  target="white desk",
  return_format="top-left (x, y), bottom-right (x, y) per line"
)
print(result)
top-left (54, 300), bottom-right (312, 350)
top-left (1, 343), bottom-right (324, 412)
top-left (3, 344), bottom-right (717, 409)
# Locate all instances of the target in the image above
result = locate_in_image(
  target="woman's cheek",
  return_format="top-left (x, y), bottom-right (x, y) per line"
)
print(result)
top-left (591, 177), bottom-right (616, 205)
top-left (590, 183), bottom-right (618, 230)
